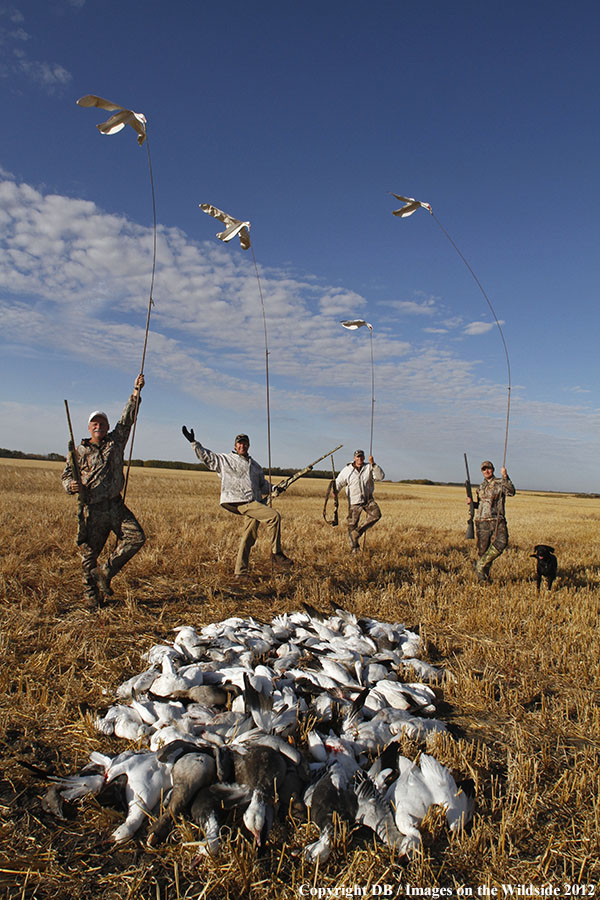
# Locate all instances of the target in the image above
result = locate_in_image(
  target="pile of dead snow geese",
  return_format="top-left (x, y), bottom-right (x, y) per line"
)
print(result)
top-left (41, 605), bottom-right (474, 862)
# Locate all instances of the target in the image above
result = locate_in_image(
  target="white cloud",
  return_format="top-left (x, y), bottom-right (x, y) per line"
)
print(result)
top-left (381, 297), bottom-right (436, 316)
top-left (464, 320), bottom-right (497, 335)
top-left (15, 56), bottom-right (72, 87)
top-left (0, 175), bottom-right (493, 422)
top-left (0, 8), bottom-right (72, 92)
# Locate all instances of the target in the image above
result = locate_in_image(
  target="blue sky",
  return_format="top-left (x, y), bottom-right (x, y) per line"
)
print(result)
top-left (0, 0), bottom-right (598, 491)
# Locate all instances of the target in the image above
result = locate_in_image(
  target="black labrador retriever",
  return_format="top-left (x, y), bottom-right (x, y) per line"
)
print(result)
top-left (530, 544), bottom-right (557, 591)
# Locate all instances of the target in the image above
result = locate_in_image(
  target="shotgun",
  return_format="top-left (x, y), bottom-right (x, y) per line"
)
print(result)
top-left (322, 451), bottom-right (339, 526)
top-left (464, 452), bottom-right (475, 540)
top-left (64, 400), bottom-right (88, 545)
top-left (273, 444), bottom-right (343, 495)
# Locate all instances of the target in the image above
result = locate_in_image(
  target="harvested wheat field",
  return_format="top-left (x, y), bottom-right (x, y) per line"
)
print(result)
top-left (1, 458), bottom-right (599, 899)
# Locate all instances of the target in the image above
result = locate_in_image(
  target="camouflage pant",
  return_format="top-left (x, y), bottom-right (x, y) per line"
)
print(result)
top-left (346, 500), bottom-right (382, 536)
top-left (222, 501), bottom-right (282, 574)
top-left (476, 518), bottom-right (508, 556)
top-left (78, 496), bottom-right (145, 598)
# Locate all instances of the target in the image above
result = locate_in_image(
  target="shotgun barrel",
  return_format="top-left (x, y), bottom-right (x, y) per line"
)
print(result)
top-left (464, 452), bottom-right (475, 540)
top-left (64, 400), bottom-right (88, 544)
top-left (274, 444), bottom-right (343, 495)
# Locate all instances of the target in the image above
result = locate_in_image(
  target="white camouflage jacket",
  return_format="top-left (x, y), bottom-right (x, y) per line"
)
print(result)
top-left (193, 442), bottom-right (270, 505)
top-left (335, 461), bottom-right (385, 506)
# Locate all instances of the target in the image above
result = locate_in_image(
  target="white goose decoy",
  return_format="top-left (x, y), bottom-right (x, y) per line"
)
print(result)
top-left (76, 95), bottom-right (147, 145)
top-left (199, 204), bottom-right (251, 250)
top-left (390, 194), bottom-right (433, 218)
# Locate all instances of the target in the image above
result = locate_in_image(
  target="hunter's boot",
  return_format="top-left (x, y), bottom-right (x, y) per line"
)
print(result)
top-left (92, 563), bottom-right (114, 597)
top-left (83, 573), bottom-right (101, 609)
top-left (475, 545), bottom-right (501, 582)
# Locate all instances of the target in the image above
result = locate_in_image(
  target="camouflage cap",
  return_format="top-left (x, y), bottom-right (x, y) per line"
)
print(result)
top-left (235, 434), bottom-right (250, 445)
top-left (354, 449), bottom-right (365, 458)
top-left (481, 460), bottom-right (494, 470)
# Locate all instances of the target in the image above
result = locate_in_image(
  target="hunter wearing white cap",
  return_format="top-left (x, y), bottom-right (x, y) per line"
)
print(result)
top-left (61, 374), bottom-right (146, 608)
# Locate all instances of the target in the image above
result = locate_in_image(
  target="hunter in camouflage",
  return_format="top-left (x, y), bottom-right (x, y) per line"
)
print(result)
top-left (469, 460), bottom-right (516, 582)
top-left (62, 375), bottom-right (146, 606)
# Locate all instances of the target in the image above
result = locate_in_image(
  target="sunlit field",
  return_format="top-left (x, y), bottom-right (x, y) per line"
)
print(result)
top-left (1, 459), bottom-right (599, 899)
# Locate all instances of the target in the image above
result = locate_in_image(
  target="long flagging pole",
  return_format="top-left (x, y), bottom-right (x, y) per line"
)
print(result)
top-left (431, 211), bottom-right (511, 468)
top-left (364, 329), bottom-right (374, 552)
top-left (122, 135), bottom-right (157, 503)
top-left (368, 325), bottom-right (375, 458)
top-left (250, 245), bottom-right (273, 502)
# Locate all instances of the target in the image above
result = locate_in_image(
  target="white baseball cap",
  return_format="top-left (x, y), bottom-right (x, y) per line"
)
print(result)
top-left (88, 410), bottom-right (109, 424)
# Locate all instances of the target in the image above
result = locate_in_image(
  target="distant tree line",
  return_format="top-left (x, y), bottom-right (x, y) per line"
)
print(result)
top-left (0, 448), bottom-right (331, 479)
top-left (0, 448), bottom-right (66, 462)
top-left (4, 450), bottom-right (592, 494)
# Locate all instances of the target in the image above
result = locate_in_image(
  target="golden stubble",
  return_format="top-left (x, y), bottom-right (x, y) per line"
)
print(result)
top-left (0, 459), bottom-right (599, 897)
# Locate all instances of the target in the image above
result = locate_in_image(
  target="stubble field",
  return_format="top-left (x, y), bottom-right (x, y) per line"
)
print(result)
top-left (1, 458), bottom-right (599, 899)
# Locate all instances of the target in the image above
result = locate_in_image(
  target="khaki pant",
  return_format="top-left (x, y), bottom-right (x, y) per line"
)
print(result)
top-left (222, 501), bottom-right (282, 574)
top-left (78, 496), bottom-right (145, 599)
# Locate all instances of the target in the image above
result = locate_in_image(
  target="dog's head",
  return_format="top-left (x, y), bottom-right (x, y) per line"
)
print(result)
top-left (530, 544), bottom-right (556, 560)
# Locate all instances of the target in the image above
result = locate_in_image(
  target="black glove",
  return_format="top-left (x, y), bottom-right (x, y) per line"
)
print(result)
top-left (182, 425), bottom-right (195, 443)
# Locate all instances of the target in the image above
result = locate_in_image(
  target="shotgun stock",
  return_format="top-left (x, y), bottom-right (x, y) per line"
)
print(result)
top-left (464, 452), bottom-right (475, 540)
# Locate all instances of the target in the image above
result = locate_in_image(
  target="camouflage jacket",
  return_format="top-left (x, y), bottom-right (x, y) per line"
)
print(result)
top-left (335, 461), bottom-right (385, 506)
top-left (193, 442), bottom-right (270, 505)
top-left (474, 474), bottom-right (515, 521)
top-left (61, 394), bottom-right (139, 505)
